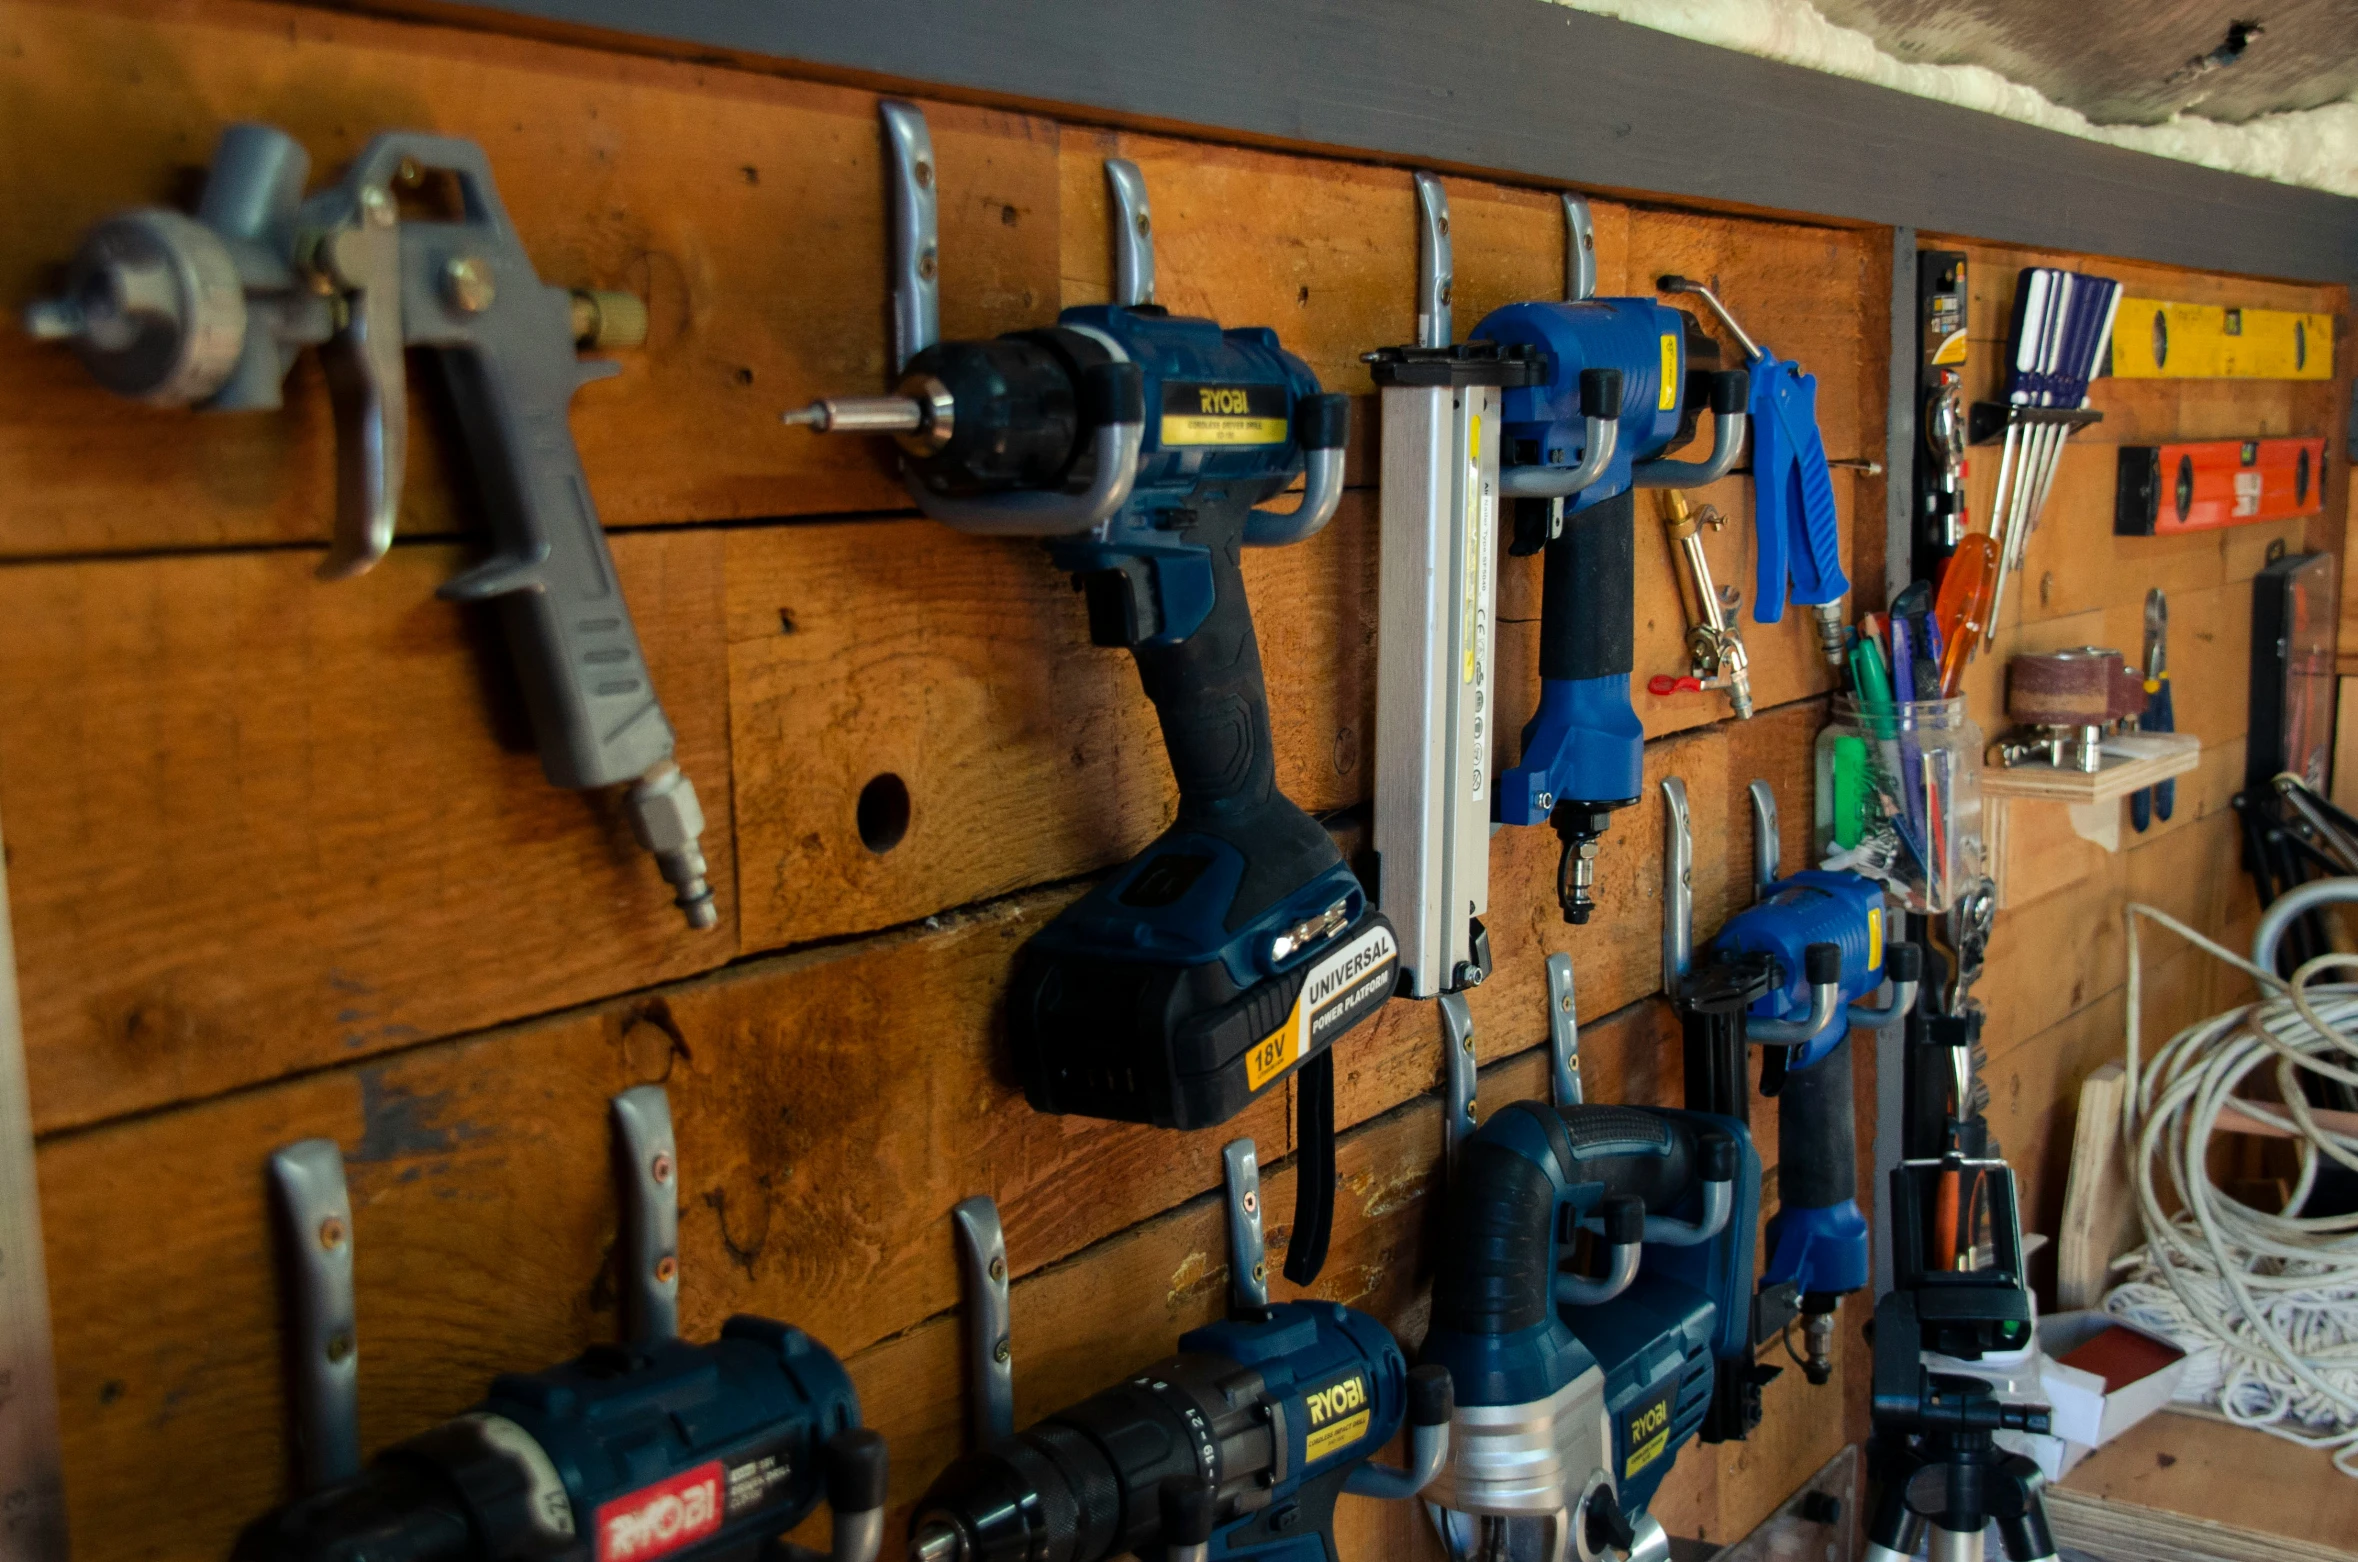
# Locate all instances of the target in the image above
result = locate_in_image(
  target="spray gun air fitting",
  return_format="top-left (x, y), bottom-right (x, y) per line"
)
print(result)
top-left (25, 123), bottom-right (715, 930)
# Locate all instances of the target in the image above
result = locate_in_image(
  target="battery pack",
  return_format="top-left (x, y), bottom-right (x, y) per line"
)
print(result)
top-left (2115, 437), bottom-right (2326, 535)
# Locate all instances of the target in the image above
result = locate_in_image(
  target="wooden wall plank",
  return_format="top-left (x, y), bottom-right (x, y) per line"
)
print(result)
top-left (0, 530), bottom-right (734, 1131)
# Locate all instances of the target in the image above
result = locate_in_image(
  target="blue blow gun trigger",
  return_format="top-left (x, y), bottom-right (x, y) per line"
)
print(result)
top-left (1657, 276), bottom-right (1848, 638)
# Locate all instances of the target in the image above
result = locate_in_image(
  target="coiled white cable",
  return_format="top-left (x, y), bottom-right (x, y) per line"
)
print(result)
top-left (2101, 901), bottom-right (2358, 1476)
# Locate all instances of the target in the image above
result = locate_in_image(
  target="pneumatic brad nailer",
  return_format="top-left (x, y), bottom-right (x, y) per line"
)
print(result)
top-left (1662, 778), bottom-right (1919, 1440)
top-left (1465, 200), bottom-right (1751, 924)
top-left (784, 108), bottom-right (1396, 1283)
top-left (25, 124), bottom-right (715, 928)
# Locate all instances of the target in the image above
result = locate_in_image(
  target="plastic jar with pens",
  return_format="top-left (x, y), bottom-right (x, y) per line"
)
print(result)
top-left (1815, 695), bottom-right (1983, 914)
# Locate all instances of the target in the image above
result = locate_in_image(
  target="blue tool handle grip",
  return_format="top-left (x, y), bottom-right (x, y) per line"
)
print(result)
top-left (2152, 678), bottom-right (2176, 821)
top-left (1539, 486), bottom-right (1634, 681)
top-left (1778, 1033), bottom-right (1856, 1210)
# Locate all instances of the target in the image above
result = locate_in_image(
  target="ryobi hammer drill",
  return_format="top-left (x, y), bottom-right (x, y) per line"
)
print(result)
top-left (908, 1141), bottom-right (1452, 1562)
top-left (785, 108), bottom-right (1395, 1282)
top-left (1420, 1100), bottom-right (1757, 1562)
top-left (1473, 200), bottom-right (1751, 924)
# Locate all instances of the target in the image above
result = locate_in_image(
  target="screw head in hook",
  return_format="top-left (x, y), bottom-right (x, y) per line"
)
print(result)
top-left (649, 1151), bottom-right (673, 1184)
top-left (988, 1256), bottom-right (1006, 1284)
top-left (914, 157), bottom-right (934, 190)
top-left (325, 1331), bottom-right (354, 1364)
top-left (318, 1215), bottom-right (347, 1251)
top-left (654, 1255), bottom-right (678, 1285)
top-left (918, 247), bottom-right (939, 282)
top-left (993, 1337), bottom-right (1012, 1364)
top-left (1242, 1190), bottom-right (1258, 1216)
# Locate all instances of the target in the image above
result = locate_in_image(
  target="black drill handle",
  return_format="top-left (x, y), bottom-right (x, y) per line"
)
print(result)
top-left (1132, 516), bottom-right (1278, 821)
top-left (1538, 485), bottom-right (1635, 682)
top-left (1779, 1033), bottom-right (1857, 1211)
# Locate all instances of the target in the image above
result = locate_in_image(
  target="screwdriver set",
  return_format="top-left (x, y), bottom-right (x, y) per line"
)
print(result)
top-left (1972, 267), bottom-right (2124, 645)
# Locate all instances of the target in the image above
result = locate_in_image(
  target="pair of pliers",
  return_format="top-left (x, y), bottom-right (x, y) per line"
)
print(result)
top-left (2132, 588), bottom-right (2175, 830)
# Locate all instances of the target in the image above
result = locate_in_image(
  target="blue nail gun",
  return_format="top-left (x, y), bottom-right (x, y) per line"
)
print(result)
top-left (1475, 198), bottom-right (1754, 925)
top-left (1420, 1096), bottom-right (1758, 1562)
top-left (1658, 277), bottom-right (1850, 667)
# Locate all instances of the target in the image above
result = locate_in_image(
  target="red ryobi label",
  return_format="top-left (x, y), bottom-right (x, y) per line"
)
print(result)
top-left (596, 1461), bottom-right (725, 1562)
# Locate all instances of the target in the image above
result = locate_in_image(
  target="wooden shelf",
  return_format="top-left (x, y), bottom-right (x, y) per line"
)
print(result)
top-left (1983, 733), bottom-right (2203, 894)
top-left (2053, 1408), bottom-right (2358, 1557)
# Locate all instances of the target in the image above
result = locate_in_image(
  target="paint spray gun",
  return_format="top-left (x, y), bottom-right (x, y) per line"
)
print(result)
top-left (1419, 982), bottom-right (1758, 1562)
top-left (1663, 780), bottom-right (1918, 1429)
top-left (783, 107), bottom-right (1395, 1284)
top-left (909, 1141), bottom-right (1451, 1562)
top-left (1473, 198), bottom-right (1751, 924)
top-left (24, 123), bottom-right (716, 928)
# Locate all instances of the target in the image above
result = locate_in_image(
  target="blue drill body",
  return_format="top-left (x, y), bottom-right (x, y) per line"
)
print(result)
top-left (912, 1298), bottom-right (1434, 1562)
top-left (1712, 869), bottom-right (1886, 1070)
top-left (1421, 1102), bottom-right (1759, 1544)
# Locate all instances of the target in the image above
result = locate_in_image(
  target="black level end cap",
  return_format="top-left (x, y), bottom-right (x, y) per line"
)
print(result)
top-left (1886, 943), bottom-right (1923, 983)
top-left (1407, 1363), bottom-right (1455, 1427)
top-left (1579, 366), bottom-right (1624, 420)
top-left (1601, 1192), bottom-right (1645, 1245)
top-left (1159, 1476), bottom-right (1218, 1546)
top-left (825, 1427), bottom-right (890, 1514)
top-left (1804, 942), bottom-right (1843, 986)
top-left (1712, 369), bottom-right (1750, 416)
top-left (1699, 1132), bottom-right (1738, 1182)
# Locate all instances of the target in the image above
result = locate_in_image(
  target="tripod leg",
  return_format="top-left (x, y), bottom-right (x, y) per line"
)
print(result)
top-left (1864, 1478), bottom-right (1926, 1562)
top-left (1993, 1463), bottom-right (2058, 1562)
top-left (1926, 1525), bottom-right (1984, 1562)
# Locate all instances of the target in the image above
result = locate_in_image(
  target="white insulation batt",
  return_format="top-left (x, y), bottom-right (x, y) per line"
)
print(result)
top-left (1551, 0), bottom-right (2358, 197)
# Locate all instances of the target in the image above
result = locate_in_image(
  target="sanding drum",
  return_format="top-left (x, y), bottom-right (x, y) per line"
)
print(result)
top-left (2001, 647), bottom-right (2147, 771)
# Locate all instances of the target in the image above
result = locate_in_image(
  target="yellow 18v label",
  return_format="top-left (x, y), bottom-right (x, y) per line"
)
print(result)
top-left (1161, 381), bottom-right (1289, 446)
top-left (1241, 922), bottom-right (1399, 1093)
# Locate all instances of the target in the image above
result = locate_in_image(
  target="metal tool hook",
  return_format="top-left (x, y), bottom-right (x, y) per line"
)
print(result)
top-left (267, 1138), bottom-right (361, 1491)
top-left (1414, 172), bottom-right (1451, 349)
top-left (880, 101), bottom-right (939, 374)
top-left (1662, 778), bottom-right (1694, 999)
top-left (1221, 1139), bottom-right (1271, 1320)
top-left (610, 1085), bottom-right (680, 1346)
top-left (1440, 991), bottom-right (1477, 1178)
top-left (1546, 953), bottom-right (1582, 1108)
top-left (1749, 779), bottom-right (1780, 900)
top-left (952, 1195), bottom-right (1015, 1445)
top-left (1563, 193), bottom-right (1596, 303)
top-left (1106, 159), bottom-right (1155, 308)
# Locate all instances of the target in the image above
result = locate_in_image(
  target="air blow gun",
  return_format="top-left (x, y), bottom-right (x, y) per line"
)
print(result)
top-left (24, 123), bottom-right (716, 928)
top-left (1657, 277), bottom-right (1850, 666)
top-left (785, 107), bottom-right (1395, 1284)
top-left (1472, 199), bottom-right (1751, 925)
top-left (1419, 997), bottom-right (1757, 1562)
top-left (1663, 780), bottom-right (1918, 1427)
top-left (909, 1142), bottom-right (1451, 1562)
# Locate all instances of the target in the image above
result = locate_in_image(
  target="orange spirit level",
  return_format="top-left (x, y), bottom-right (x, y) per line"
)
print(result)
top-left (2114, 436), bottom-right (2327, 535)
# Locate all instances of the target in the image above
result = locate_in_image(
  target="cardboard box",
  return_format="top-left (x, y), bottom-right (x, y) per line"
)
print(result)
top-left (2038, 1310), bottom-right (2190, 1466)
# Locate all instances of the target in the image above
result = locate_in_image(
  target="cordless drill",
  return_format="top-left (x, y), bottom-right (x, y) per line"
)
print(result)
top-left (234, 1318), bottom-right (888, 1562)
top-left (25, 123), bottom-right (716, 928)
top-left (1477, 288), bottom-right (1750, 923)
top-left (908, 1138), bottom-right (1451, 1562)
top-left (1420, 1101), bottom-right (1757, 1562)
top-left (786, 110), bottom-right (1396, 1282)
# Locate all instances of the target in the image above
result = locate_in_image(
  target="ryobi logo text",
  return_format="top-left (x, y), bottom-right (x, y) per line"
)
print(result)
top-left (1302, 1372), bottom-right (1373, 1464)
top-left (1160, 381), bottom-right (1289, 446)
top-left (596, 1461), bottom-right (723, 1562)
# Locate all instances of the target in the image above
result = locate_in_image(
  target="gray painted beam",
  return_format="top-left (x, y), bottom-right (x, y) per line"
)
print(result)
top-left (420, 0), bottom-right (2358, 285)
top-left (1888, 226), bottom-right (1917, 608)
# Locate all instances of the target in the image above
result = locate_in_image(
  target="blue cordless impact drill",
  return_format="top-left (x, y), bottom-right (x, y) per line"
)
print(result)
top-left (1473, 201), bottom-right (1751, 923)
top-left (785, 110), bottom-right (1396, 1283)
top-left (1666, 780), bottom-right (1919, 1429)
top-left (235, 1321), bottom-right (888, 1562)
top-left (1420, 1099), bottom-right (1757, 1562)
top-left (908, 1142), bottom-right (1452, 1562)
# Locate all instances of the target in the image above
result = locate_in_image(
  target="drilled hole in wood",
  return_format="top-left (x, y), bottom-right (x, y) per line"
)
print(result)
top-left (857, 773), bottom-right (911, 854)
